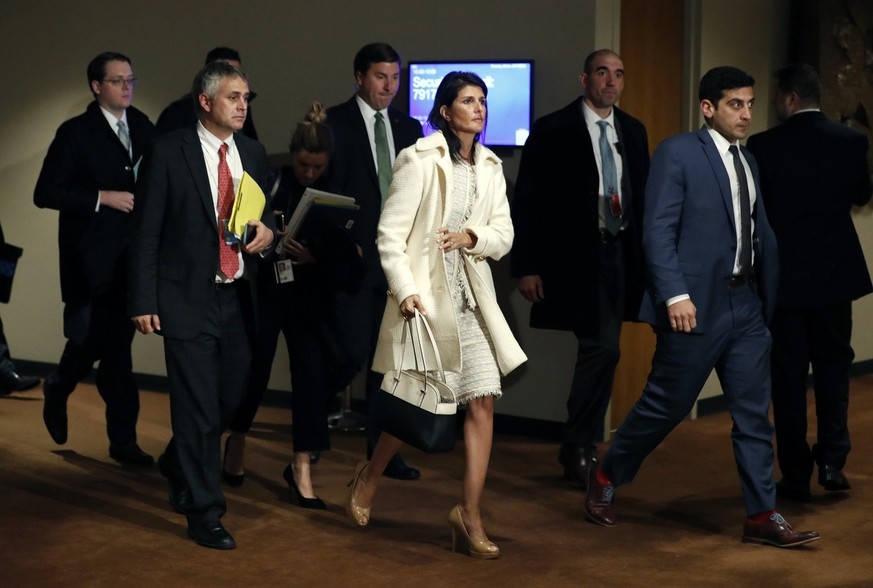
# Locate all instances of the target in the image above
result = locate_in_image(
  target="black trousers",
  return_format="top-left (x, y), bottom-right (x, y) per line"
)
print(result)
top-left (44, 271), bottom-right (139, 446)
top-left (230, 278), bottom-right (333, 452)
top-left (162, 283), bottom-right (251, 524)
top-left (0, 314), bottom-right (16, 373)
top-left (565, 233), bottom-right (625, 451)
top-left (770, 303), bottom-right (854, 484)
top-left (333, 280), bottom-right (389, 455)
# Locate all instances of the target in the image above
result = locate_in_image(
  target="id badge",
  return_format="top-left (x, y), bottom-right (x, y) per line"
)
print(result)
top-left (608, 193), bottom-right (623, 218)
top-left (274, 259), bottom-right (294, 283)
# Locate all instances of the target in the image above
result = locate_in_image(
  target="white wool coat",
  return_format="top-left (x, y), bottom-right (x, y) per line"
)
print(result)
top-left (372, 132), bottom-right (527, 377)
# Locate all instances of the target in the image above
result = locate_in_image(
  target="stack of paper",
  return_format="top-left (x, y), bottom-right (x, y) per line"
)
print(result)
top-left (228, 172), bottom-right (267, 237)
top-left (285, 188), bottom-right (359, 241)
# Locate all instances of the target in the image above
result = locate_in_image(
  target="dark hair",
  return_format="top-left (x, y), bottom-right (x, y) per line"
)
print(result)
top-left (289, 101), bottom-right (333, 155)
top-left (583, 49), bottom-right (620, 76)
top-left (698, 66), bottom-right (755, 105)
top-left (205, 46), bottom-right (241, 65)
top-left (353, 42), bottom-right (401, 76)
top-left (426, 71), bottom-right (488, 164)
top-left (87, 52), bottom-right (131, 95)
top-left (774, 63), bottom-right (821, 104)
top-left (191, 60), bottom-right (247, 110)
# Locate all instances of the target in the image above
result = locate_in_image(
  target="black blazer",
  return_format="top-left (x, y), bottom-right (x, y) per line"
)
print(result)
top-left (510, 98), bottom-right (650, 332)
top-left (34, 101), bottom-right (155, 305)
top-left (325, 97), bottom-right (423, 287)
top-left (128, 127), bottom-right (271, 339)
top-left (747, 111), bottom-right (872, 307)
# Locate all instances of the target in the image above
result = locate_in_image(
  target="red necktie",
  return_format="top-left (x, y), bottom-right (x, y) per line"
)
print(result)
top-left (217, 143), bottom-right (239, 278)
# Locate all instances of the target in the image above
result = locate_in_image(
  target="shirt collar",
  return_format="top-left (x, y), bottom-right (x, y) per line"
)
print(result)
top-left (99, 106), bottom-right (127, 130)
top-left (706, 125), bottom-right (736, 155)
top-left (356, 94), bottom-right (386, 119)
top-left (197, 120), bottom-right (236, 154)
top-left (582, 100), bottom-right (615, 128)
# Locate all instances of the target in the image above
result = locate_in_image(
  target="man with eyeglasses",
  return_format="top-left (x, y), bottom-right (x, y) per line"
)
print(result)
top-left (34, 51), bottom-right (156, 466)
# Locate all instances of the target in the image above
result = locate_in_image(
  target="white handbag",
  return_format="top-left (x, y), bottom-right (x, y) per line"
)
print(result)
top-left (374, 309), bottom-right (458, 452)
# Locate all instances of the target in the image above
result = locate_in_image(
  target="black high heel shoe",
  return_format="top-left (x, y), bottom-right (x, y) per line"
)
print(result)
top-left (283, 464), bottom-right (326, 510)
top-left (222, 434), bottom-right (245, 487)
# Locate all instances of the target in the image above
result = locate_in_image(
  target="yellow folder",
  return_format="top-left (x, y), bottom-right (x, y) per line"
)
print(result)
top-left (228, 172), bottom-right (266, 237)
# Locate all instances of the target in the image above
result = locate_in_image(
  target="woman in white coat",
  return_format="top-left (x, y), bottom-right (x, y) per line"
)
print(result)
top-left (345, 71), bottom-right (526, 559)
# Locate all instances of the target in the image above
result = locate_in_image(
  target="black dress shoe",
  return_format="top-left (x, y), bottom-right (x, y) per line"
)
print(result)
top-left (110, 443), bottom-right (155, 466)
top-left (187, 520), bottom-right (236, 550)
top-left (158, 453), bottom-right (193, 514)
top-left (42, 383), bottom-right (68, 445)
top-left (282, 464), bottom-right (326, 509)
top-left (559, 443), bottom-right (596, 487)
top-left (742, 513), bottom-right (820, 548)
top-left (819, 466), bottom-right (851, 491)
top-left (0, 370), bottom-right (40, 394)
top-left (221, 436), bottom-right (245, 487)
top-left (775, 478), bottom-right (811, 502)
top-left (383, 454), bottom-right (421, 480)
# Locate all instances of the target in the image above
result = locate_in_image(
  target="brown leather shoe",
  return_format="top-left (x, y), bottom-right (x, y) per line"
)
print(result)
top-left (742, 513), bottom-right (820, 548)
top-left (585, 464), bottom-right (616, 526)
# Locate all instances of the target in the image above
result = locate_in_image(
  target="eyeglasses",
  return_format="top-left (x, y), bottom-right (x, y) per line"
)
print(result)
top-left (103, 77), bottom-right (137, 88)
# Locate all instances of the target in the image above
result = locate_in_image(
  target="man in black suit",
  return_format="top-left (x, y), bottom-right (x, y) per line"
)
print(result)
top-left (34, 52), bottom-right (155, 465)
top-left (325, 42), bottom-right (424, 480)
top-left (156, 47), bottom-right (259, 141)
top-left (129, 60), bottom-right (274, 549)
top-left (747, 63), bottom-right (872, 500)
top-left (511, 49), bottom-right (650, 487)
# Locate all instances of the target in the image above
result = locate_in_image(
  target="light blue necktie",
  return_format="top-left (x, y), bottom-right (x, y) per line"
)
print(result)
top-left (597, 120), bottom-right (621, 235)
top-left (117, 120), bottom-right (132, 161)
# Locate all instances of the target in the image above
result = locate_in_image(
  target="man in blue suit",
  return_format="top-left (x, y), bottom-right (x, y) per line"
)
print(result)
top-left (584, 66), bottom-right (820, 547)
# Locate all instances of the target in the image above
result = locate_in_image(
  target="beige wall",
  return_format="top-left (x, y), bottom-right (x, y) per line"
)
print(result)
top-left (0, 0), bottom-right (598, 423)
top-left (2, 0), bottom-right (871, 424)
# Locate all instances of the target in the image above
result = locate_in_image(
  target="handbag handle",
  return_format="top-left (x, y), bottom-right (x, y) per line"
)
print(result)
top-left (396, 309), bottom-right (448, 384)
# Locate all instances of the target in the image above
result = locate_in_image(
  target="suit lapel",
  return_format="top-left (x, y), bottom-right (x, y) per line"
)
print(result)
top-left (181, 129), bottom-right (218, 232)
top-left (613, 112), bottom-right (633, 218)
top-left (86, 101), bottom-right (132, 162)
top-left (343, 99), bottom-right (379, 188)
top-left (698, 128), bottom-right (736, 234)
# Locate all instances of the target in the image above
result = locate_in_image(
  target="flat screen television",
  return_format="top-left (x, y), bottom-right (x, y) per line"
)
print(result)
top-left (407, 60), bottom-right (534, 148)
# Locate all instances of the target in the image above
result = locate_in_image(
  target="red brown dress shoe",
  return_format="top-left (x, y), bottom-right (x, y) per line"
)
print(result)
top-left (742, 513), bottom-right (820, 548)
top-left (585, 464), bottom-right (616, 526)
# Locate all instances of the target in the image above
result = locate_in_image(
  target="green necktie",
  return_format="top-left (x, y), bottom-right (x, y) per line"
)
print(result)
top-left (374, 112), bottom-right (392, 206)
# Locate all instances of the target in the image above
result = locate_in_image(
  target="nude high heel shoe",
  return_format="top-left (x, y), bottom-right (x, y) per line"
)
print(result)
top-left (448, 505), bottom-right (499, 559)
top-left (345, 461), bottom-right (371, 526)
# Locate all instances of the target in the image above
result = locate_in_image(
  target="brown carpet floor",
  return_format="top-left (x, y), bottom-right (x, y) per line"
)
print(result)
top-left (1, 376), bottom-right (872, 587)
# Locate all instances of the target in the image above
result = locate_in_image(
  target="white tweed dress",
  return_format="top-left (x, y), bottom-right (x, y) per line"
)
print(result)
top-left (442, 160), bottom-right (502, 404)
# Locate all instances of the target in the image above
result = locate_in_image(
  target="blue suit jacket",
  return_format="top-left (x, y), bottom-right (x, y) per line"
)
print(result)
top-left (638, 127), bottom-right (778, 333)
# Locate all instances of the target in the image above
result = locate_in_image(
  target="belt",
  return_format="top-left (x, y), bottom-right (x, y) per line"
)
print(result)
top-left (213, 280), bottom-right (238, 289)
top-left (728, 274), bottom-right (754, 288)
